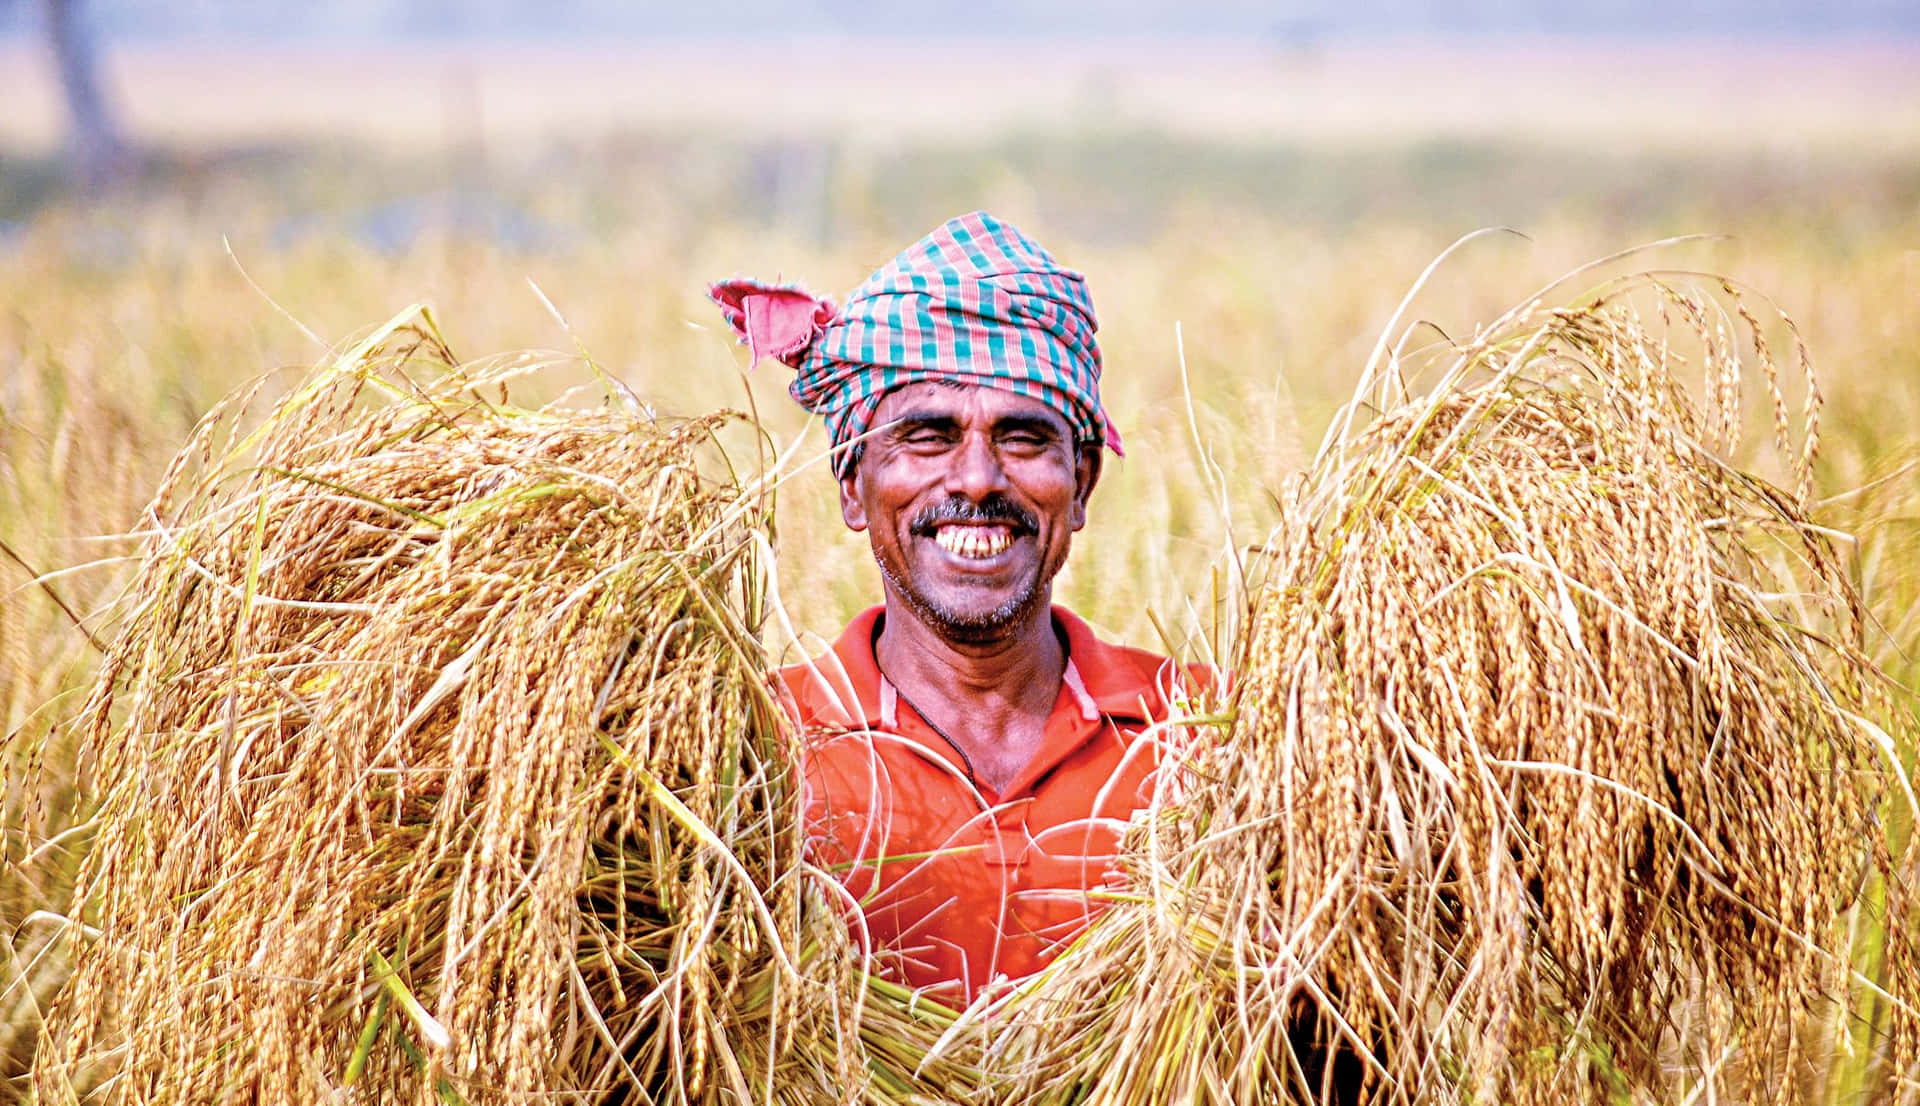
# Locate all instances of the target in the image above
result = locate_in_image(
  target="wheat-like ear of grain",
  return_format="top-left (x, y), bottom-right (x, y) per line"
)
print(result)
top-left (26, 308), bottom-right (966, 1105)
top-left (985, 272), bottom-right (1918, 1105)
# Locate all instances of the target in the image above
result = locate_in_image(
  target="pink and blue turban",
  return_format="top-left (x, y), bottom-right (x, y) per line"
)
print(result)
top-left (710, 211), bottom-right (1121, 474)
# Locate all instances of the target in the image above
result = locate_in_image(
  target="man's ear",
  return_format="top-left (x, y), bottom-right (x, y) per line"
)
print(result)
top-left (1070, 442), bottom-right (1102, 531)
top-left (838, 462), bottom-right (869, 532)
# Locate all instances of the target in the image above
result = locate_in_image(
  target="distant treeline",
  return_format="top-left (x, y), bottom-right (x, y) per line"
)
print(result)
top-left (2, 0), bottom-right (1917, 41)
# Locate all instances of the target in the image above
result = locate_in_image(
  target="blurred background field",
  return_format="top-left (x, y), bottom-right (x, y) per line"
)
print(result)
top-left (1, 1), bottom-right (1918, 1097)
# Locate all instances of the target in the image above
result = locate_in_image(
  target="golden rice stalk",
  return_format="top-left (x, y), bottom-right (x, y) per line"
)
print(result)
top-left (26, 308), bottom-right (962, 1105)
top-left (989, 271), bottom-right (1918, 1104)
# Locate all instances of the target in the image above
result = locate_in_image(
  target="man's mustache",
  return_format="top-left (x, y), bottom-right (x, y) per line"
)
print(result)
top-left (908, 497), bottom-right (1037, 536)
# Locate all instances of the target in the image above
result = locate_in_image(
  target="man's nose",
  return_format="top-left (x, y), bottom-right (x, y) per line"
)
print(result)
top-left (944, 430), bottom-right (1008, 500)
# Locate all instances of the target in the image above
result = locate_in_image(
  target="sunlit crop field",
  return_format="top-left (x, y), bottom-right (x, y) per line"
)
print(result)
top-left (2, 35), bottom-right (1917, 1100)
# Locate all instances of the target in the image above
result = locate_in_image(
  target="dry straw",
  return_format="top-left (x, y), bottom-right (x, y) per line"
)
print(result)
top-left (985, 267), bottom-right (1919, 1104)
top-left (24, 265), bottom-right (1918, 1106)
top-left (28, 309), bottom-right (962, 1104)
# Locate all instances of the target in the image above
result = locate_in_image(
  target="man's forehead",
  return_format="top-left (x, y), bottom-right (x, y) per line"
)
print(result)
top-left (871, 381), bottom-right (1069, 428)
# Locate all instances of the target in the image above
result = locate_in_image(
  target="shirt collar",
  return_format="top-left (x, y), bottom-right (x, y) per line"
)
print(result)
top-left (781, 604), bottom-right (1166, 732)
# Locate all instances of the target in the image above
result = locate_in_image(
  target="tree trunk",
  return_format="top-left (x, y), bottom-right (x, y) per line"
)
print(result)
top-left (38, 0), bottom-right (127, 186)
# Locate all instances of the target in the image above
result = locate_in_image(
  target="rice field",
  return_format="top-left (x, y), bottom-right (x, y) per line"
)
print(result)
top-left (2, 34), bottom-right (1918, 1103)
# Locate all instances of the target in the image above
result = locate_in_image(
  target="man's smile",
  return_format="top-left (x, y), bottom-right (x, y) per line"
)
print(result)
top-left (931, 523), bottom-right (1016, 561)
top-left (908, 495), bottom-right (1036, 569)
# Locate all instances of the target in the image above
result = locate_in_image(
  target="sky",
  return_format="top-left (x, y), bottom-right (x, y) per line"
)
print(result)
top-left (3, 0), bottom-right (1918, 40)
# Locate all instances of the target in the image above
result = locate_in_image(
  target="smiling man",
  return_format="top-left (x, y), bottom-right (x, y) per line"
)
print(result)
top-left (711, 213), bottom-right (1200, 1008)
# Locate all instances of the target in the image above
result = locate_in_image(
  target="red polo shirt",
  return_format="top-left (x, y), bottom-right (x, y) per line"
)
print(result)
top-left (777, 605), bottom-right (1204, 1008)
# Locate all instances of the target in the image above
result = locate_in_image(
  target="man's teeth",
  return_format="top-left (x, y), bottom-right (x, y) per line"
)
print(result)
top-left (935, 526), bottom-right (1012, 559)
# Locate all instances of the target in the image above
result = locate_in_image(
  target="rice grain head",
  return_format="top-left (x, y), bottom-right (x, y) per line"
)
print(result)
top-left (29, 308), bottom-right (962, 1105)
top-left (988, 272), bottom-right (1917, 1105)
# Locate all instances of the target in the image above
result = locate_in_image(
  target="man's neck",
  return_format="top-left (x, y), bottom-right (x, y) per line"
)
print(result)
top-left (872, 598), bottom-right (1065, 793)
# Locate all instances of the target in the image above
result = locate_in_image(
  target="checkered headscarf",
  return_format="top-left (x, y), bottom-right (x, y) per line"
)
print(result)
top-left (711, 212), bottom-right (1121, 474)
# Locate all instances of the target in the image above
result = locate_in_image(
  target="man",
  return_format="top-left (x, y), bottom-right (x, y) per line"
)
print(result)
top-left (711, 212), bottom-right (1203, 1008)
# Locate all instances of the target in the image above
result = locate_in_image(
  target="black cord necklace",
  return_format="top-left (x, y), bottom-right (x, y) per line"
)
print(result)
top-left (891, 677), bottom-right (982, 790)
top-left (871, 619), bottom-right (981, 789)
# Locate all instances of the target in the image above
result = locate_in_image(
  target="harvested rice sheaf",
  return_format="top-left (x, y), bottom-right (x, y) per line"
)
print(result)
top-left (991, 274), bottom-right (1919, 1104)
top-left (29, 310), bottom-right (962, 1105)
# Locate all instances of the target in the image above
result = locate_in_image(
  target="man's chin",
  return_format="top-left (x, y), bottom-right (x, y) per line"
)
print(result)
top-left (883, 568), bottom-right (1045, 646)
top-left (921, 606), bottom-right (1028, 645)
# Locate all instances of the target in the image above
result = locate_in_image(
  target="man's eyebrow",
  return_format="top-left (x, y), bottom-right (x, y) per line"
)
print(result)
top-left (991, 413), bottom-right (1066, 438)
top-left (882, 411), bottom-right (962, 434)
top-left (880, 409), bottom-right (1068, 437)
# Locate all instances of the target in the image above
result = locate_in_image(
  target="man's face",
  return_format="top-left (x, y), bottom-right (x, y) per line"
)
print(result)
top-left (839, 382), bottom-right (1101, 645)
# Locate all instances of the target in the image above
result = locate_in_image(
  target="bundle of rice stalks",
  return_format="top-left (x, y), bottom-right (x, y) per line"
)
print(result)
top-left (28, 309), bottom-right (964, 1104)
top-left (988, 268), bottom-right (1919, 1103)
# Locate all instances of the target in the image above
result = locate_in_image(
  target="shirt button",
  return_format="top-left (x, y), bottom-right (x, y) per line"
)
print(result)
top-left (983, 826), bottom-right (1029, 868)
